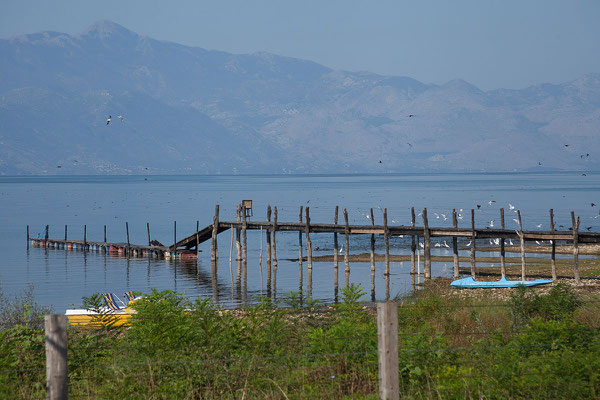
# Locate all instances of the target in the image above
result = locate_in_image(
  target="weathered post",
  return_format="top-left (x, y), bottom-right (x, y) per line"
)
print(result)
top-left (126, 222), bottom-right (130, 255)
top-left (422, 208), bottom-right (431, 279)
top-left (370, 208), bottom-right (376, 301)
top-left (266, 206), bottom-right (272, 291)
top-left (571, 211), bottom-right (581, 285)
top-left (410, 207), bottom-right (416, 275)
top-left (517, 210), bottom-right (526, 280)
top-left (452, 209), bottom-right (459, 278)
top-left (470, 209), bottom-right (476, 278)
top-left (242, 205), bottom-right (248, 287)
top-left (103, 225), bottom-right (107, 243)
top-left (550, 209), bottom-right (557, 280)
top-left (211, 205), bottom-right (219, 263)
top-left (45, 314), bottom-right (68, 400)
top-left (147, 222), bottom-right (151, 247)
top-left (298, 206), bottom-right (303, 289)
top-left (27, 225), bottom-right (30, 248)
top-left (196, 220), bottom-right (200, 257)
top-left (377, 302), bottom-right (399, 400)
top-left (64, 225), bottom-right (67, 241)
top-left (45, 225), bottom-right (49, 247)
top-left (83, 224), bottom-right (87, 251)
top-left (333, 206), bottom-right (339, 300)
top-left (500, 208), bottom-right (506, 278)
top-left (272, 206), bottom-right (278, 295)
top-left (306, 207), bottom-right (313, 298)
top-left (384, 208), bottom-right (390, 275)
top-left (172, 221), bottom-right (176, 258)
top-left (344, 208), bottom-right (350, 287)
top-left (236, 205), bottom-right (242, 283)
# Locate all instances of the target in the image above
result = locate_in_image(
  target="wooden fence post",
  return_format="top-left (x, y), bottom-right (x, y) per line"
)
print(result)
top-left (377, 301), bottom-right (399, 400)
top-left (45, 314), bottom-right (68, 400)
top-left (370, 208), bottom-right (376, 301)
top-left (452, 209), bottom-right (459, 278)
top-left (83, 225), bottom-right (87, 251)
top-left (422, 208), bottom-right (431, 279)
top-left (242, 206), bottom-right (248, 286)
top-left (272, 206), bottom-right (278, 294)
top-left (45, 225), bottom-right (49, 247)
top-left (103, 225), bottom-right (107, 243)
top-left (571, 211), bottom-right (581, 285)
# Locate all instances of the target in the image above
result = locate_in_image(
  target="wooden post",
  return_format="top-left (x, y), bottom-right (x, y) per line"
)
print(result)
top-left (384, 208), bottom-right (390, 276)
top-left (550, 209), bottom-right (557, 280)
top-left (242, 206), bottom-right (248, 286)
top-left (298, 206), bottom-right (303, 289)
top-left (272, 207), bottom-right (278, 291)
top-left (126, 222), bottom-right (130, 255)
top-left (266, 205), bottom-right (272, 290)
top-left (45, 225), bottom-right (49, 247)
top-left (517, 210), bottom-right (526, 280)
top-left (500, 208), bottom-right (506, 278)
top-left (196, 220), bottom-right (199, 257)
top-left (452, 209), bottom-right (459, 278)
top-left (45, 314), bottom-right (68, 400)
top-left (259, 226), bottom-right (264, 293)
top-left (306, 207), bottom-right (313, 298)
top-left (571, 211), bottom-right (581, 285)
top-left (236, 206), bottom-right (242, 283)
top-left (344, 208), bottom-right (350, 287)
top-left (27, 225), bottom-right (30, 248)
top-left (410, 207), bottom-right (416, 275)
top-left (370, 208), bottom-right (376, 272)
top-left (211, 205), bottom-right (219, 262)
top-left (377, 302), bottom-right (399, 400)
top-left (173, 220), bottom-right (177, 258)
top-left (147, 222), bottom-right (151, 246)
top-left (422, 208), bottom-right (431, 279)
top-left (334, 206), bottom-right (339, 301)
top-left (470, 209), bottom-right (476, 278)
top-left (64, 225), bottom-right (67, 241)
top-left (103, 225), bottom-right (107, 243)
top-left (83, 224), bottom-right (87, 251)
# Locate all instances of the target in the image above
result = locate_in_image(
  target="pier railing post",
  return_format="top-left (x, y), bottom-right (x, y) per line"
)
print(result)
top-left (377, 301), bottom-right (399, 400)
top-left (306, 207), bottom-right (313, 298)
top-left (422, 208), bottom-right (431, 279)
top-left (27, 225), bottom-right (30, 248)
top-left (147, 222), bottom-right (151, 247)
top-left (344, 208), bottom-right (350, 287)
top-left (452, 209), bottom-right (459, 278)
top-left (236, 206), bottom-right (242, 284)
top-left (83, 224), bottom-right (87, 251)
top-left (333, 206), bottom-right (339, 300)
top-left (64, 225), bottom-right (67, 241)
top-left (45, 225), bottom-right (49, 247)
top-left (45, 314), bottom-right (68, 400)
top-left (571, 211), bottom-right (581, 285)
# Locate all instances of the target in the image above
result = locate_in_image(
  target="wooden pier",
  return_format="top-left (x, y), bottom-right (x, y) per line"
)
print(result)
top-left (29, 206), bottom-right (600, 291)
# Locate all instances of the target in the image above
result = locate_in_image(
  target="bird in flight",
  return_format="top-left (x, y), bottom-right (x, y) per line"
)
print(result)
top-left (538, 162), bottom-right (542, 166)
top-left (477, 204), bottom-right (481, 209)
top-left (488, 200), bottom-right (496, 205)
top-left (536, 224), bottom-right (542, 228)
top-left (509, 203), bottom-right (515, 210)
top-left (117, 115), bottom-right (124, 122)
top-left (106, 115), bottom-right (111, 125)
top-left (592, 203), bottom-right (596, 207)
top-left (564, 144), bottom-right (570, 147)
top-left (407, 142), bottom-right (412, 147)
top-left (489, 220), bottom-right (494, 227)
top-left (407, 114), bottom-right (414, 118)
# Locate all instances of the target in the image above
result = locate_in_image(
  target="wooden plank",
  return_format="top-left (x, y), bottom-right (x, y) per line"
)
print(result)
top-left (351, 228), bottom-right (385, 234)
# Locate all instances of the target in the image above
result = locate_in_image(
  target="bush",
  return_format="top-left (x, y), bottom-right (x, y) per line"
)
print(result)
top-left (508, 283), bottom-right (581, 325)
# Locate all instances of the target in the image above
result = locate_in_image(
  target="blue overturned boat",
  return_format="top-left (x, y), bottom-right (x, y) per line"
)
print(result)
top-left (450, 276), bottom-right (553, 289)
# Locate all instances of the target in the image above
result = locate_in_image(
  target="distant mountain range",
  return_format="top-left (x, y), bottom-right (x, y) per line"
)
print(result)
top-left (1, 20), bottom-right (599, 174)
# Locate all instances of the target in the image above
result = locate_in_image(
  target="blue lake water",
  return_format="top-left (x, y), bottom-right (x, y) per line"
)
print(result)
top-left (0, 172), bottom-right (599, 312)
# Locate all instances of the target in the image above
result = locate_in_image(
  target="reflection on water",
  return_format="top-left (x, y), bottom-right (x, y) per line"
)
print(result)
top-left (1, 172), bottom-right (599, 312)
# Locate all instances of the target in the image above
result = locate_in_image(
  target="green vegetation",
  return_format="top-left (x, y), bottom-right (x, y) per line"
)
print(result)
top-left (1, 282), bottom-right (600, 399)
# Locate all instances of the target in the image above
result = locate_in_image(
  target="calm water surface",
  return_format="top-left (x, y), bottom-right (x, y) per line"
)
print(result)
top-left (1, 172), bottom-right (598, 312)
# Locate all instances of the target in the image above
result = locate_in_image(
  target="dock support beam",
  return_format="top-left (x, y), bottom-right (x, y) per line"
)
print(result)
top-left (306, 207), bottom-right (313, 298)
top-left (344, 208), bottom-right (350, 287)
top-left (410, 207), bottom-right (416, 275)
top-left (452, 209), bottom-right (459, 278)
top-left (298, 206), bottom-right (303, 291)
top-left (572, 211), bottom-right (581, 285)
top-left (333, 206), bottom-right (339, 301)
top-left (211, 205), bottom-right (219, 263)
top-left (500, 208), bottom-right (506, 278)
top-left (517, 210), bottom-right (526, 280)
top-left (470, 209), bottom-right (476, 278)
top-left (422, 208), bottom-right (431, 279)
top-left (550, 209), bottom-right (557, 280)
top-left (384, 208), bottom-right (390, 276)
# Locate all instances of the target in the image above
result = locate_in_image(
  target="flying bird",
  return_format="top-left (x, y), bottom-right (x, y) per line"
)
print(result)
top-left (407, 142), bottom-right (412, 147)
top-left (489, 220), bottom-right (494, 227)
top-left (509, 203), bottom-right (515, 210)
top-left (536, 224), bottom-right (542, 228)
top-left (564, 144), bottom-right (570, 147)
top-left (117, 115), bottom-right (124, 122)
top-left (477, 204), bottom-right (481, 209)
top-left (592, 203), bottom-right (596, 207)
top-left (538, 162), bottom-right (542, 165)
top-left (488, 200), bottom-right (496, 205)
top-left (106, 115), bottom-right (111, 125)
top-left (407, 114), bottom-right (414, 118)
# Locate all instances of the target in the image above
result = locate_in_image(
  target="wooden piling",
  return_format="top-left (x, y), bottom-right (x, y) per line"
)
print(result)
top-left (45, 314), bottom-right (68, 400)
top-left (384, 208), bottom-right (390, 275)
top-left (410, 207), bottom-right (416, 275)
top-left (45, 225), bottom-right (49, 247)
top-left (571, 211), bottom-right (581, 285)
top-left (27, 225), bottom-right (29, 248)
top-left (211, 205), bottom-right (219, 262)
top-left (126, 222), bottom-right (130, 255)
top-left (259, 226), bottom-right (264, 293)
top-left (370, 208), bottom-right (376, 300)
top-left (500, 208), bottom-right (506, 278)
top-left (83, 224), bottom-right (87, 251)
top-left (550, 209), bottom-right (557, 280)
top-left (196, 220), bottom-right (199, 257)
top-left (422, 208), bottom-right (431, 279)
top-left (266, 206), bottom-right (272, 290)
top-left (172, 221), bottom-right (176, 258)
top-left (103, 225), bottom-right (106, 243)
top-left (64, 225), bottom-right (67, 241)
top-left (517, 210), bottom-right (526, 280)
top-left (298, 206), bottom-right (303, 289)
top-left (452, 209), bottom-right (459, 278)
top-left (470, 209), bottom-right (476, 278)
top-left (236, 206), bottom-right (242, 283)
top-left (306, 207), bottom-right (313, 297)
top-left (334, 206), bottom-right (339, 301)
top-left (147, 222), bottom-right (151, 246)
top-left (242, 206), bottom-right (248, 285)
top-left (272, 207), bottom-right (278, 294)
top-left (344, 208), bottom-right (350, 287)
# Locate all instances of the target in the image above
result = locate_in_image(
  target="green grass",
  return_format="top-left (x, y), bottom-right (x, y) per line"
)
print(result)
top-left (1, 283), bottom-right (600, 399)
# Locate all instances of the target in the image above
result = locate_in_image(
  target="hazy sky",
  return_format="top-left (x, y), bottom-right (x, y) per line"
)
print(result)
top-left (2, 0), bottom-right (599, 90)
